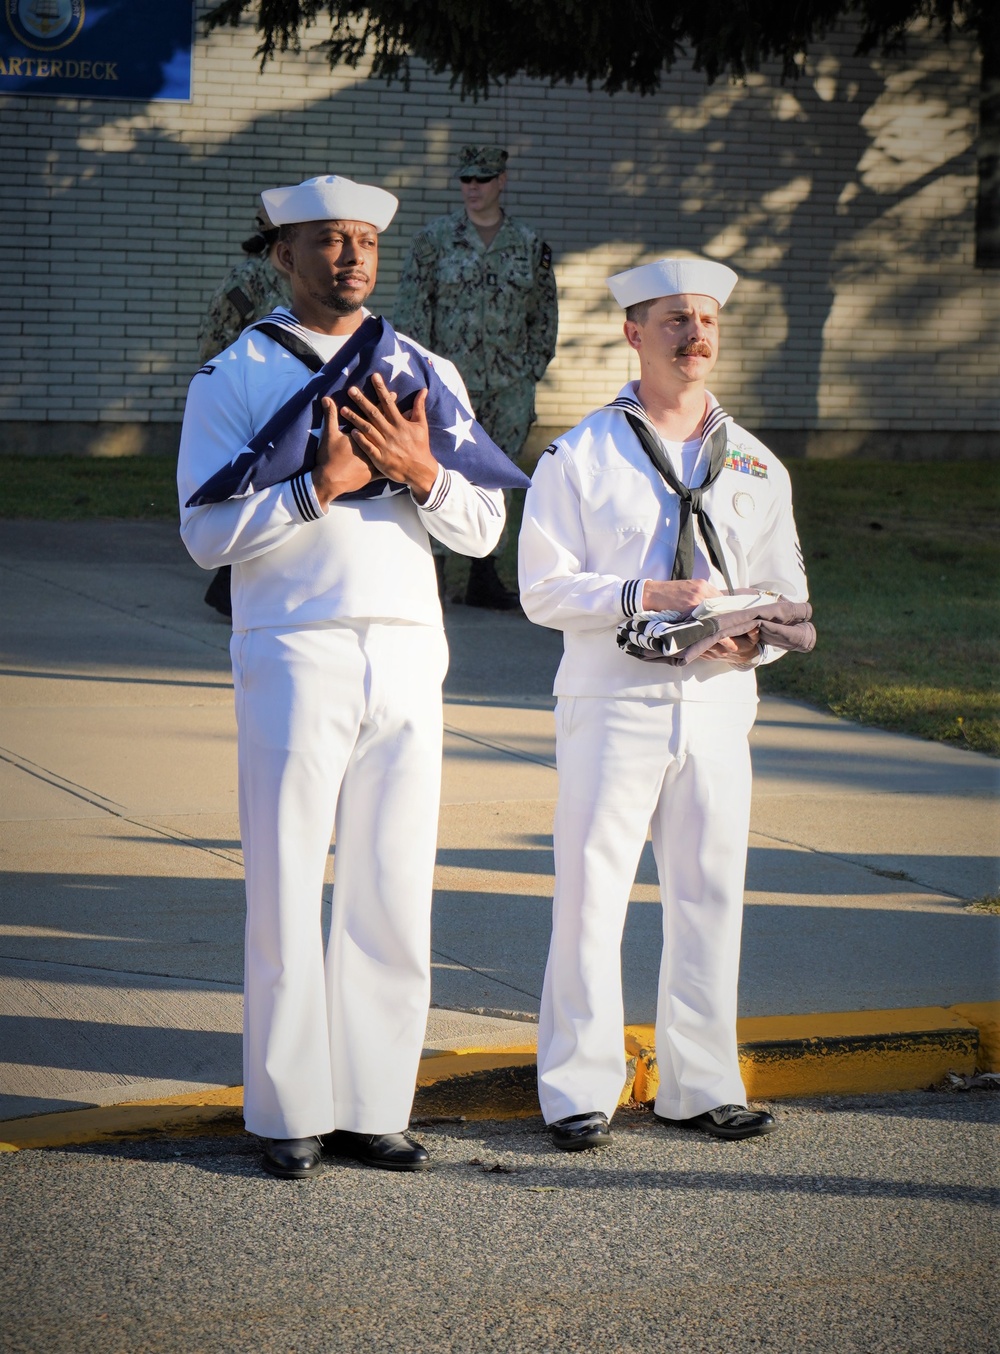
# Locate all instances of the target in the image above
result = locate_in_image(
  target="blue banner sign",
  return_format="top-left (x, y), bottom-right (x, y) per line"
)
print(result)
top-left (0, 0), bottom-right (194, 100)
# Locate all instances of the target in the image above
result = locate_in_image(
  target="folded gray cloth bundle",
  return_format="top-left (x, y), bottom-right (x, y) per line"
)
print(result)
top-left (617, 599), bottom-right (815, 667)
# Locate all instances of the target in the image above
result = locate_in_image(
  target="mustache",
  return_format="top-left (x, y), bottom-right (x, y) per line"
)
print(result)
top-left (676, 342), bottom-right (713, 357)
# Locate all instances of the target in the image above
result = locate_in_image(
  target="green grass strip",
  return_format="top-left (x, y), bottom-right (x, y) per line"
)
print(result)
top-left (755, 461), bottom-right (999, 755)
top-left (0, 454), bottom-right (179, 521)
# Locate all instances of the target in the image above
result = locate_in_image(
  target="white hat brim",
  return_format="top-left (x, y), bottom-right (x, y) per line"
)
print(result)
top-left (260, 176), bottom-right (398, 232)
top-left (607, 258), bottom-right (738, 309)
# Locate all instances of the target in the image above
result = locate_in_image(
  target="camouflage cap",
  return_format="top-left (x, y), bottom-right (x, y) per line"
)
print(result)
top-left (455, 145), bottom-right (509, 179)
top-left (242, 208), bottom-right (279, 256)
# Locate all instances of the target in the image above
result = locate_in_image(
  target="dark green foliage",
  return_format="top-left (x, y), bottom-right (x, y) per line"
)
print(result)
top-left (203, 0), bottom-right (985, 94)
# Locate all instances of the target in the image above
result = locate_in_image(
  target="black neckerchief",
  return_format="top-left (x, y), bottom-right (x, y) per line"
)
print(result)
top-left (610, 398), bottom-right (735, 594)
top-left (250, 320), bottom-right (325, 373)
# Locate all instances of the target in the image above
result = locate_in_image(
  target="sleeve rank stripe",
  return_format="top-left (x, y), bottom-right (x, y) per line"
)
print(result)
top-left (423, 468), bottom-right (452, 512)
top-left (474, 485), bottom-right (502, 517)
top-left (621, 578), bottom-right (642, 616)
top-left (291, 472), bottom-right (321, 522)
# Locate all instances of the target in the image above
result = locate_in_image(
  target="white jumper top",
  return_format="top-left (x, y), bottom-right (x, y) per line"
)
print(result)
top-left (177, 311), bottom-right (506, 632)
top-left (518, 384), bottom-right (808, 702)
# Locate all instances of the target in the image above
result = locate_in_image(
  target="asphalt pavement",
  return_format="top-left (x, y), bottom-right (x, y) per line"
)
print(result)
top-left (1, 1094), bottom-right (997, 1353)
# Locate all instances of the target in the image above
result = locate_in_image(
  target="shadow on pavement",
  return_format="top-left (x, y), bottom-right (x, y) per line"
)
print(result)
top-left (0, 1015), bottom-right (241, 1080)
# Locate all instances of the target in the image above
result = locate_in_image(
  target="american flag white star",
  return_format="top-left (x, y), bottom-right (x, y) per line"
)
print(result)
top-left (445, 413), bottom-right (475, 450)
top-left (382, 341), bottom-right (413, 382)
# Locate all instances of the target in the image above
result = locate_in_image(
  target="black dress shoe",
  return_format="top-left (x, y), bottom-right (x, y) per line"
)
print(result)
top-left (464, 556), bottom-right (519, 610)
top-left (323, 1130), bottom-right (431, 1171)
top-left (261, 1136), bottom-right (326, 1179)
top-left (662, 1104), bottom-right (778, 1141)
top-left (549, 1111), bottom-right (612, 1151)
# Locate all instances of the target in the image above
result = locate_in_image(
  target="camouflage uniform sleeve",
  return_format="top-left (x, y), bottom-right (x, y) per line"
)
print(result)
top-left (196, 258), bottom-right (291, 365)
top-left (197, 278), bottom-right (246, 365)
top-left (525, 236), bottom-right (558, 383)
top-left (393, 232), bottom-right (438, 350)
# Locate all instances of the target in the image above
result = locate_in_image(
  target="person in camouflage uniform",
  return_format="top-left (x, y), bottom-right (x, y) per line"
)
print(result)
top-left (395, 146), bottom-right (558, 608)
top-left (197, 217), bottom-right (292, 365)
top-left (196, 215), bottom-right (292, 617)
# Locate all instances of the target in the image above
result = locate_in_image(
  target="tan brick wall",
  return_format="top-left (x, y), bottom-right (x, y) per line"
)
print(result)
top-left (0, 11), bottom-right (994, 452)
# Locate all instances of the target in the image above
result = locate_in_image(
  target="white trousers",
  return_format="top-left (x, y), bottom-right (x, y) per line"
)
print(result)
top-left (537, 696), bottom-right (758, 1124)
top-left (231, 621), bottom-right (449, 1140)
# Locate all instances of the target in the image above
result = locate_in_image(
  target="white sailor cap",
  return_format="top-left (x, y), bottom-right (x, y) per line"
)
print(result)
top-left (260, 175), bottom-right (398, 232)
top-left (607, 257), bottom-right (738, 309)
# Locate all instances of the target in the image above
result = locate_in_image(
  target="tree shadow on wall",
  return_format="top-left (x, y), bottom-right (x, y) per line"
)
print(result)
top-left (17, 24), bottom-right (976, 431)
top-left (576, 37), bottom-right (976, 432)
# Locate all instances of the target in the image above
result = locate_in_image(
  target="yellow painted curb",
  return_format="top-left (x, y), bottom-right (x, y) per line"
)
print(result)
top-left (623, 1007), bottom-right (981, 1105)
top-left (0, 1005), bottom-right (993, 1149)
top-left (949, 1002), bottom-right (1000, 1072)
top-left (0, 1086), bottom-right (245, 1151)
top-left (737, 1007), bottom-right (978, 1099)
top-left (414, 1046), bottom-right (538, 1120)
top-left (417, 1046), bottom-right (537, 1084)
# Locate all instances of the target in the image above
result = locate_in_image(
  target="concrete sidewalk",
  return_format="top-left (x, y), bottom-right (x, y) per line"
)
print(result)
top-left (0, 520), bottom-right (997, 1142)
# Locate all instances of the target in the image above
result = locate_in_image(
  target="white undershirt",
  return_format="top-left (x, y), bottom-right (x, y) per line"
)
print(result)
top-left (270, 307), bottom-right (359, 363)
top-left (290, 327), bottom-right (352, 363)
top-left (660, 437), bottom-right (704, 485)
top-left (299, 331), bottom-right (349, 362)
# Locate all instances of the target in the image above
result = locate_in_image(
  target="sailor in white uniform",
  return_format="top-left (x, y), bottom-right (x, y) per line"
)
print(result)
top-left (518, 257), bottom-right (808, 1150)
top-left (177, 176), bottom-right (505, 1179)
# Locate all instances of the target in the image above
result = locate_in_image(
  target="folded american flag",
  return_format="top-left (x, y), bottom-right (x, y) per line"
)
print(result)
top-left (617, 593), bottom-right (815, 667)
top-left (186, 315), bottom-right (530, 507)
